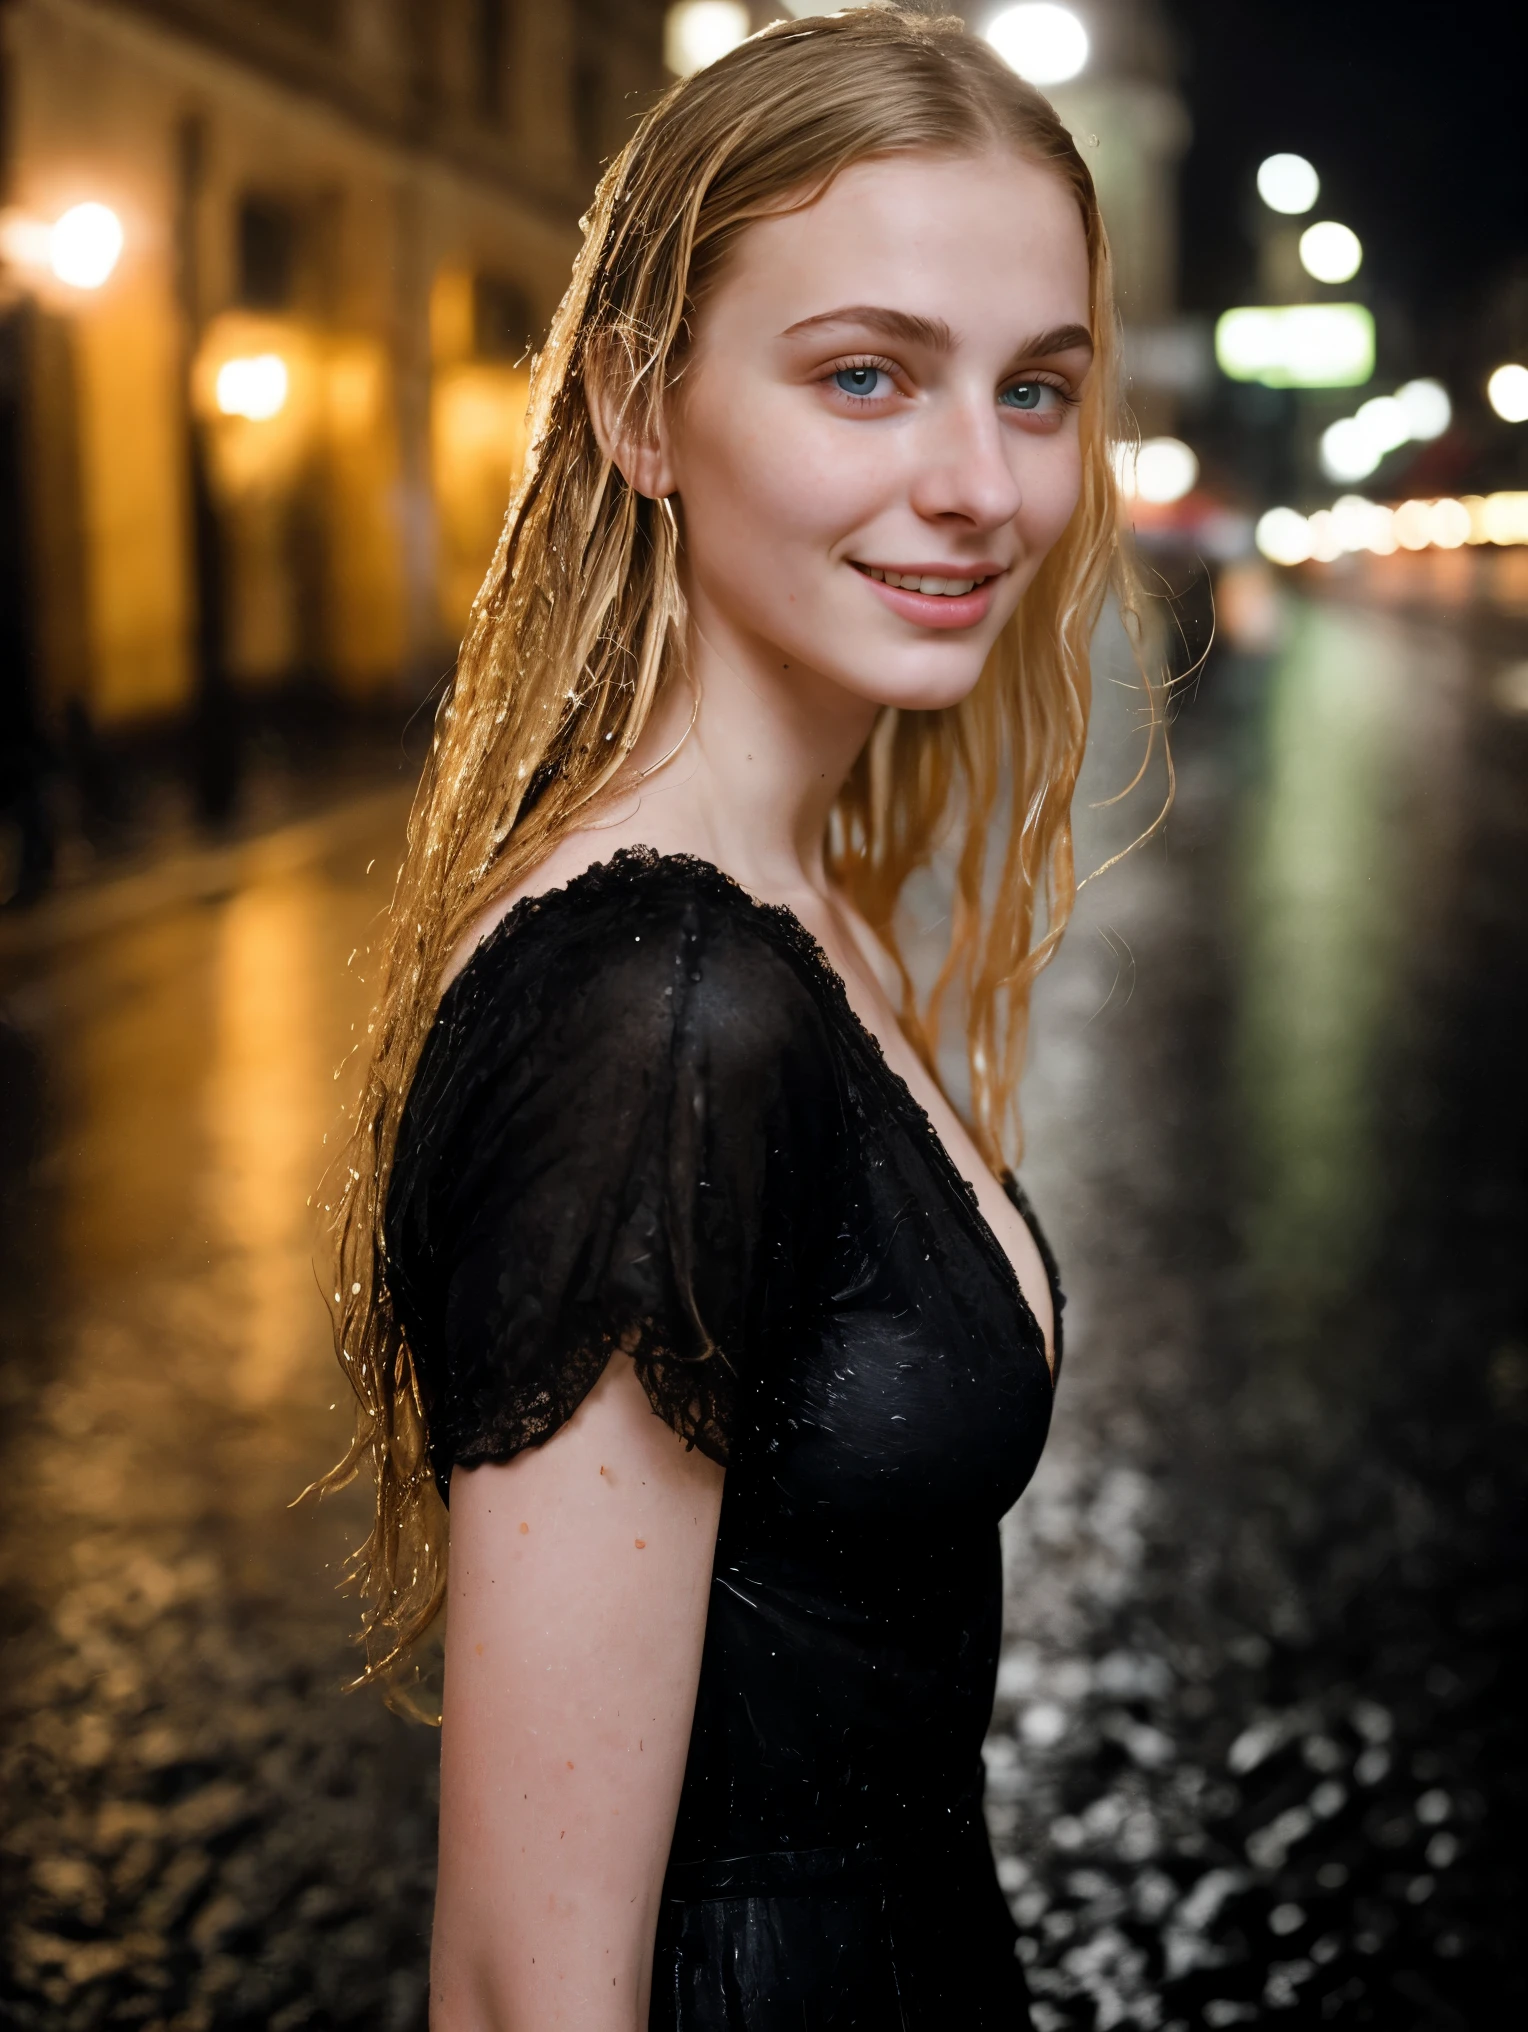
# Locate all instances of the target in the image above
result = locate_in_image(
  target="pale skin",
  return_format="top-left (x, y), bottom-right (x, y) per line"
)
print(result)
top-left (432, 148), bottom-right (1093, 2030)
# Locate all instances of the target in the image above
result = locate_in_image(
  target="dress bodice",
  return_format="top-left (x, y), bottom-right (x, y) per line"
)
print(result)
top-left (386, 848), bottom-right (1062, 2019)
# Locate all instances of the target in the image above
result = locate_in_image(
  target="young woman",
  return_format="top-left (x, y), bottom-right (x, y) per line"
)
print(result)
top-left (325, 11), bottom-right (1144, 2026)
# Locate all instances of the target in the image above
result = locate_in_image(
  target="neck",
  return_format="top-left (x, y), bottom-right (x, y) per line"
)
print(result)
top-left (619, 580), bottom-right (878, 900)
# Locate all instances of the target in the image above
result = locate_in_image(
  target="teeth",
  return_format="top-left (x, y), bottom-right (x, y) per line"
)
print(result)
top-left (865, 568), bottom-right (981, 595)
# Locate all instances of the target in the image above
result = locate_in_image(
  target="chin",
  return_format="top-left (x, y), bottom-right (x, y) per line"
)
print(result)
top-left (821, 637), bottom-right (1000, 716)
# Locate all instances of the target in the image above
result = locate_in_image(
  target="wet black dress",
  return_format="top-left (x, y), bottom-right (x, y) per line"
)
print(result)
top-left (386, 849), bottom-right (1064, 2031)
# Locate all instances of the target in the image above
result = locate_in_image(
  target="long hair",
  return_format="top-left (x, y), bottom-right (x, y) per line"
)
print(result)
top-left (320, 8), bottom-right (1155, 1688)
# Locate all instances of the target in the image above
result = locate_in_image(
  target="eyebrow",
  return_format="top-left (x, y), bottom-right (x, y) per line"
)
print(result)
top-left (781, 305), bottom-right (1094, 363)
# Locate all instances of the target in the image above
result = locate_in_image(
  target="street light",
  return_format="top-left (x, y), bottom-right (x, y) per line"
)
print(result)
top-left (49, 202), bottom-right (124, 289)
top-left (215, 354), bottom-right (289, 421)
top-left (1298, 220), bottom-right (1362, 285)
top-left (663, 2), bottom-right (748, 77)
top-left (985, 5), bottom-right (1089, 86)
top-left (1486, 363), bottom-right (1528, 424)
top-left (1256, 154), bottom-right (1319, 216)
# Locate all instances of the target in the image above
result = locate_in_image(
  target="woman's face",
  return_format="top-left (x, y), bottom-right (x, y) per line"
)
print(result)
top-left (662, 149), bottom-right (1094, 716)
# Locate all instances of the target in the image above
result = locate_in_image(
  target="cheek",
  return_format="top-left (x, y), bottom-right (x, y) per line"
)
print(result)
top-left (675, 389), bottom-right (883, 574)
top-left (1017, 436), bottom-right (1084, 552)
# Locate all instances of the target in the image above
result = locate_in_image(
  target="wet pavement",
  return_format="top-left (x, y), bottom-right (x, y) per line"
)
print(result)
top-left (1, 593), bottom-right (1524, 2029)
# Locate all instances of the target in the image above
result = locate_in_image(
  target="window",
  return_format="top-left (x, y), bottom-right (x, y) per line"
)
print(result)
top-left (236, 197), bottom-right (298, 311)
top-left (473, 274), bottom-right (534, 361)
top-left (474, 0), bottom-right (509, 123)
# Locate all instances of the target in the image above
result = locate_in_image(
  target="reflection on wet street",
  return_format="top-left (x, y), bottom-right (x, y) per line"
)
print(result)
top-left (2, 597), bottom-right (1524, 2029)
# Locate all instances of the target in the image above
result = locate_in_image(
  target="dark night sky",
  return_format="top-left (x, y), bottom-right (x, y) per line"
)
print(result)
top-left (1160, 0), bottom-right (1528, 364)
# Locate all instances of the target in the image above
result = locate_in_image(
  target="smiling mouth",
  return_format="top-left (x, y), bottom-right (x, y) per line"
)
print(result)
top-left (851, 563), bottom-right (1000, 598)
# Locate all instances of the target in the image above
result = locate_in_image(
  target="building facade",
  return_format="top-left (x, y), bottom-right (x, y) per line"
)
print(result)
top-left (0, 0), bottom-right (666, 741)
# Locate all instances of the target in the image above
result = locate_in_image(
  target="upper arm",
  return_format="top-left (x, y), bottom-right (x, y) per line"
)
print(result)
top-left (433, 1356), bottom-right (724, 2031)
top-left (388, 881), bottom-right (838, 2024)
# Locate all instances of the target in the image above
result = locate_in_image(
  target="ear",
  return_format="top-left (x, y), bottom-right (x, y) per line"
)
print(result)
top-left (585, 346), bottom-right (677, 501)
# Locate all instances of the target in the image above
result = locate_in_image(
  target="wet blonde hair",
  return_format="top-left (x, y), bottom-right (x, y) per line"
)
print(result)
top-left (322, 7), bottom-right (1152, 1685)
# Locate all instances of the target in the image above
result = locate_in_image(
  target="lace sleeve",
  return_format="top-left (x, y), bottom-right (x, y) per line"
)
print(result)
top-left (386, 870), bottom-right (837, 1495)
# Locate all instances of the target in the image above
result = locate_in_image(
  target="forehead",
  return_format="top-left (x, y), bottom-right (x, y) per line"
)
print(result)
top-left (707, 150), bottom-right (1092, 343)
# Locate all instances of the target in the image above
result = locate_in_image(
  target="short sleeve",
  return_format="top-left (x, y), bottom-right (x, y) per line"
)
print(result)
top-left (385, 868), bottom-right (838, 1495)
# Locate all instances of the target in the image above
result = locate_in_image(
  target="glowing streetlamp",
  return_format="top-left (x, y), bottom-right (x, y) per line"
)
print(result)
top-left (1256, 154), bottom-right (1319, 216)
top-left (1486, 363), bottom-right (1528, 424)
top-left (48, 202), bottom-right (124, 289)
top-left (1298, 220), bottom-right (1362, 285)
top-left (215, 354), bottom-right (289, 421)
top-left (985, 5), bottom-right (1089, 86)
top-left (663, 2), bottom-right (749, 77)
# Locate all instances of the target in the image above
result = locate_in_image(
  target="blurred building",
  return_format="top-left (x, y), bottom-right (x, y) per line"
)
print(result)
top-left (0, 0), bottom-right (666, 754)
top-left (0, 0), bottom-right (1189, 854)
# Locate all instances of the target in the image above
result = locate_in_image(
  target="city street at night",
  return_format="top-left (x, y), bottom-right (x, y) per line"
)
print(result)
top-left (3, 1), bottom-right (1527, 2028)
top-left (1, 585), bottom-right (1523, 2029)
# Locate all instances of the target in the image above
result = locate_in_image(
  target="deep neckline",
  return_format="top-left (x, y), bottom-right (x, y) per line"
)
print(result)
top-left (453, 845), bottom-right (1055, 1381)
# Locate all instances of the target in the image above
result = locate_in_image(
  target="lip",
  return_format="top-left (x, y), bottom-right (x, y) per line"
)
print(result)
top-left (849, 559), bottom-right (1006, 632)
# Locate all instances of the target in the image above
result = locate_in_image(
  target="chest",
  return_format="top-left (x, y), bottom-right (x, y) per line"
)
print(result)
top-left (746, 1102), bottom-right (1055, 1530)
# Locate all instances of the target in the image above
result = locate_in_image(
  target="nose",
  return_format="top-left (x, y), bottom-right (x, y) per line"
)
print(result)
top-left (906, 391), bottom-right (1024, 531)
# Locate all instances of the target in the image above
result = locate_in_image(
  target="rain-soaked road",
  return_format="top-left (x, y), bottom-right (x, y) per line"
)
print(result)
top-left (1, 595), bottom-right (1524, 2030)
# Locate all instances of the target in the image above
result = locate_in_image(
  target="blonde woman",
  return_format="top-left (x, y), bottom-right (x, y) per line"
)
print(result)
top-left (326, 11), bottom-right (1144, 2026)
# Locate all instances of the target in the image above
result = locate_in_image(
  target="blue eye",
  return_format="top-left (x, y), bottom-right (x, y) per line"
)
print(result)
top-left (834, 366), bottom-right (887, 398)
top-left (1001, 381), bottom-right (1056, 412)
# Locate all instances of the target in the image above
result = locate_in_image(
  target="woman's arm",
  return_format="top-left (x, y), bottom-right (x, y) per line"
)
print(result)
top-left (431, 1357), bottom-right (725, 2031)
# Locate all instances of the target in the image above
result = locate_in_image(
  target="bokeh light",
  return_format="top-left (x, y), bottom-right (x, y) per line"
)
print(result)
top-left (985, 4), bottom-right (1090, 86)
top-left (215, 354), bottom-right (290, 421)
top-left (1320, 417), bottom-right (1381, 484)
top-left (1426, 498), bottom-right (1472, 549)
top-left (1216, 303), bottom-right (1374, 389)
top-left (1255, 507), bottom-right (1315, 566)
top-left (1476, 492), bottom-right (1528, 543)
top-left (1317, 381), bottom-right (1453, 485)
top-left (663, 1), bottom-right (748, 77)
top-left (1392, 500), bottom-right (1433, 552)
top-left (1255, 494), bottom-right (1528, 566)
top-left (1486, 363), bottom-right (1528, 424)
top-left (1117, 436), bottom-right (1200, 504)
top-left (1394, 378), bottom-right (1452, 441)
top-left (49, 201), bottom-right (123, 289)
top-left (1299, 220), bottom-right (1363, 285)
top-left (1256, 153), bottom-right (1319, 216)
top-left (1331, 495), bottom-right (1397, 555)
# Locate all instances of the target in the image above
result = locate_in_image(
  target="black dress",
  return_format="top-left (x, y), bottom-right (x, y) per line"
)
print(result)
top-left (386, 848), bottom-right (1064, 2031)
